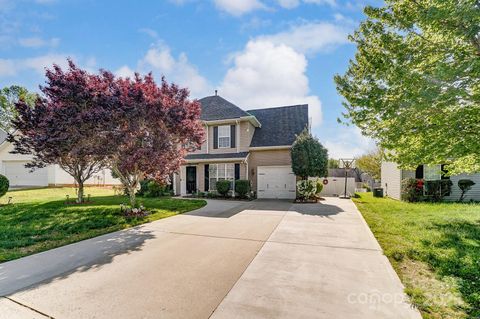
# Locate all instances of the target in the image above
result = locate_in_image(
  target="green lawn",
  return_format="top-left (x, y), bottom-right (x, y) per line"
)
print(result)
top-left (0, 187), bottom-right (206, 263)
top-left (353, 193), bottom-right (480, 319)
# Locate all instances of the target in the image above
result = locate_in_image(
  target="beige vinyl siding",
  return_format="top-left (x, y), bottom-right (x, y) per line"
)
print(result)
top-left (381, 161), bottom-right (402, 200)
top-left (190, 126), bottom-right (208, 155)
top-left (248, 149), bottom-right (291, 192)
top-left (239, 121), bottom-right (255, 152)
top-left (444, 173), bottom-right (480, 202)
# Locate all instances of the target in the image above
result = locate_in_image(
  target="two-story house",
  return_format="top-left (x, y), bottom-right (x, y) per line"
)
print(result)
top-left (173, 93), bottom-right (308, 199)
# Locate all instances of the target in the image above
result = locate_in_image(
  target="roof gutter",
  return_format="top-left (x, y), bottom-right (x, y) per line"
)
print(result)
top-left (249, 145), bottom-right (291, 151)
top-left (184, 157), bottom-right (247, 164)
top-left (202, 115), bottom-right (261, 128)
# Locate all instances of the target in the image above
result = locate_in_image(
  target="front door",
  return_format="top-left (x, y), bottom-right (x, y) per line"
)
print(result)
top-left (186, 166), bottom-right (197, 194)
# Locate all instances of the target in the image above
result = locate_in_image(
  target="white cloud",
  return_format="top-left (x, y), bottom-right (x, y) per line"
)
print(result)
top-left (304, 0), bottom-right (336, 6)
top-left (213, 0), bottom-right (266, 16)
top-left (116, 43), bottom-right (211, 97)
top-left (323, 126), bottom-right (375, 159)
top-left (18, 36), bottom-right (60, 48)
top-left (138, 28), bottom-right (158, 39)
top-left (277, 0), bottom-right (335, 8)
top-left (219, 40), bottom-right (322, 127)
top-left (115, 65), bottom-right (135, 79)
top-left (257, 22), bottom-right (349, 55)
top-left (0, 54), bottom-right (90, 78)
top-left (22, 54), bottom-right (70, 74)
top-left (277, 0), bottom-right (300, 8)
top-left (0, 59), bottom-right (16, 76)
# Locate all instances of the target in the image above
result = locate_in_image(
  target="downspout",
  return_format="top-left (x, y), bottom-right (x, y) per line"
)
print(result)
top-left (205, 124), bottom-right (209, 154)
top-left (236, 120), bottom-right (240, 153)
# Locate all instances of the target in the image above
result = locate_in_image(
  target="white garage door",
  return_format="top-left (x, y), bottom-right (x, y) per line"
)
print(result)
top-left (257, 166), bottom-right (296, 199)
top-left (3, 161), bottom-right (48, 187)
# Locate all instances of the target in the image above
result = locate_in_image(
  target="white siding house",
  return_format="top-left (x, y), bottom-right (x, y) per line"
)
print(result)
top-left (0, 130), bottom-right (121, 187)
top-left (381, 161), bottom-right (480, 201)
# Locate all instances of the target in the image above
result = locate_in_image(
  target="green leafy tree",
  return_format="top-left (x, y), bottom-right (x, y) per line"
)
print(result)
top-left (355, 148), bottom-right (383, 180)
top-left (291, 129), bottom-right (328, 180)
top-left (328, 159), bottom-right (339, 169)
top-left (0, 86), bottom-right (37, 132)
top-left (335, 1), bottom-right (480, 175)
top-left (0, 174), bottom-right (9, 198)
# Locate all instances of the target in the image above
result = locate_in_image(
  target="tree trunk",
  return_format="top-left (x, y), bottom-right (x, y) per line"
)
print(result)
top-left (128, 186), bottom-right (136, 208)
top-left (77, 181), bottom-right (84, 203)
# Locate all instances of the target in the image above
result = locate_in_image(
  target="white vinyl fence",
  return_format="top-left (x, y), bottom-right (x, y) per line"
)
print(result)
top-left (311, 177), bottom-right (356, 197)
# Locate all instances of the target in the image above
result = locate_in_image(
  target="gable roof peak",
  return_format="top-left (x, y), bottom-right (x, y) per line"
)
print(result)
top-left (197, 95), bottom-right (250, 121)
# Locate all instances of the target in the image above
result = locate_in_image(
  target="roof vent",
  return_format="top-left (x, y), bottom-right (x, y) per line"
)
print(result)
top-left (215, 90), bottom-right (218, 96)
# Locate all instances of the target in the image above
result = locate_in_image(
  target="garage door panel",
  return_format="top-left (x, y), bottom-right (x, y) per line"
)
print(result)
top-left (257, 166), bottom-right (296, 199)
top-left (3, 161), bottom-right (48, 186)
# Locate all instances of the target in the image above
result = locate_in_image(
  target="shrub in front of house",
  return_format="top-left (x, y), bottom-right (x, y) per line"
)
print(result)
top-left (206, 191), bottom-right (218, 198)
top-left (136, 179), bottom-right (169, 197)
top-left (424, 180), bottom-right (453, 202)
top-left (216, 180), bottom-right (231, 197)
top-left (136, 180), bottom-right (150, 196)
top-left (146, 180), bottom-right (167, 197)
top-left (401, 178), bottom-right (423, 202)
top-left (0, 174), bottom-right (8, 198)
top-left (296, 180), bottom-right (317, 201)
top-left (235, 180), bottom-right (250, 199)
top-left (315, 180), bottom-right (324, 196)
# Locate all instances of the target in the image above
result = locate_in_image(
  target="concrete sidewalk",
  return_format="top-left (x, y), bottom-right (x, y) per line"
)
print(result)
top-left (0, 198), bottom-right (420, 319)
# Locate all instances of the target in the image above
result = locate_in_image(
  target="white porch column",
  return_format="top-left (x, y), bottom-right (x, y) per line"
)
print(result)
top-left (180, 165), bottom-right (187, 196)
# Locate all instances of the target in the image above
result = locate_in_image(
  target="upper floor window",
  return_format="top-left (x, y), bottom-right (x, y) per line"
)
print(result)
top-left (218, 125), bottom-right (231, 148)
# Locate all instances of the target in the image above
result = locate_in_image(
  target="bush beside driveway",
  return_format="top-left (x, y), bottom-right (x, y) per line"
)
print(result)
top-left (0, 187), bottom-right (205, 263)
top-left (353, 193), bottom-right (480, 319)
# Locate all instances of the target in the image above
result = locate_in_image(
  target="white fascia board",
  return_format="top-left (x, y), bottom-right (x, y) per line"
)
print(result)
top-left (249, 145), bottom-right (291, 151)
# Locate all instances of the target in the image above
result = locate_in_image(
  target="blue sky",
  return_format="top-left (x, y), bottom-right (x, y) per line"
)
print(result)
top-left (0, 0), bottom-right (380, 158)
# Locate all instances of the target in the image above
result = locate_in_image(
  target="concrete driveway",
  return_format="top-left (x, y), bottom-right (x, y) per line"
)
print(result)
top-left (0, 198), bottom-right (421, 319)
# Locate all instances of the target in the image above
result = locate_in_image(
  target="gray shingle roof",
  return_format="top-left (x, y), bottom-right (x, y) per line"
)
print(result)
top-left (185, 152), bottom-right (249, 160)
top-left (247, 104), bottom-right (308, 147)
top-left (198, 95), bottom-right (250, 121)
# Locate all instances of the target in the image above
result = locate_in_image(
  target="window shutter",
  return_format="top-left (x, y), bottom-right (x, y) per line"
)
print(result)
top-left (415, 165), bottom-right (424, 179)
top-left (204, 164), bottom-right (209, 191)
top-left (441, 164), bottom-right (449, 179)
top-left (230, 125), bottom-right (236, 148)
top-left (213, 127), bottom-right (218, 149)
top-left (235, 163), bottom-right (240, 180)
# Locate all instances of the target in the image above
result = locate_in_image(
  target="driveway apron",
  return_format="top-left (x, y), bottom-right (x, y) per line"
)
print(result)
top-left (0, 198), bottom-right (420, 319)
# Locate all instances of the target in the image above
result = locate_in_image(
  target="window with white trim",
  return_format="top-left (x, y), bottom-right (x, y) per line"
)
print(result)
top-left (218, 125), bottom-right (230, 148)
top-left (209, 163), bottom-right (235, 190)
top-left (424, 164), bottom-right (442, 181)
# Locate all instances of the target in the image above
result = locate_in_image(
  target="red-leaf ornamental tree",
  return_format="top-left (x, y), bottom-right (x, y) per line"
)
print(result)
top-left (105, 74), bottom-right (204, 207)
top-left (9, 60), bottom-right (114, 203)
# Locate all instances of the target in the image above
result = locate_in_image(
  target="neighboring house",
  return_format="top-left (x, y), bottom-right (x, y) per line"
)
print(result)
top-left (381, 161), bottom-right (480, 201)
top-left (174, 94), bottom-right (308, 199)
top-left (0, 129), bottom-right (120, 187)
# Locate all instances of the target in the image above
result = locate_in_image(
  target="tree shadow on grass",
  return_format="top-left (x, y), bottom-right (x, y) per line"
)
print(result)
top-left (0, 195), bottom-right (203, 263)
top-left (0, 225), bottom-right (156, 296)
top-left (421, 220), bottom-right (480, 318)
